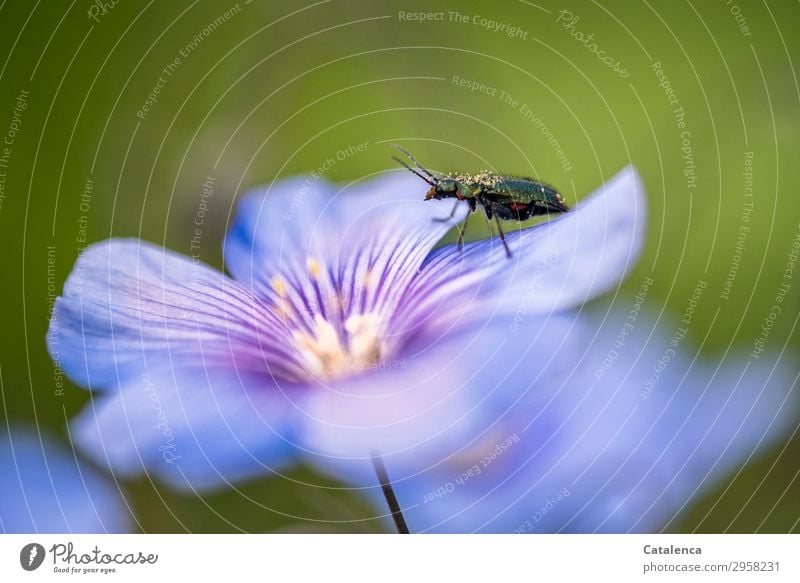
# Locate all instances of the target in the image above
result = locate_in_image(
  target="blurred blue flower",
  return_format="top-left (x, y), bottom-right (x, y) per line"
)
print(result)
top-left (0, 426), bottom-right (130, 533)
top-left (47, 167), bottom-right (644, 491)
top-left (381, 312), bottom-right (798, 533)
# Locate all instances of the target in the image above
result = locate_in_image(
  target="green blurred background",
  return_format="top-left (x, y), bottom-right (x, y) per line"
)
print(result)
top-left (1, 0), bottom-right (798, 532)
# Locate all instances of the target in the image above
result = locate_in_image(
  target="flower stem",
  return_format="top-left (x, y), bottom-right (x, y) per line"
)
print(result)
top-left (371, 451), bottom-right (410, 534)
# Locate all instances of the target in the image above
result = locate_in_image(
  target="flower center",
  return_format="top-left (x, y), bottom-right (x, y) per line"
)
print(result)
top-left (291, 312), bottom-right (387, 380)
top-left (263, 257), bottom-right (415, 381)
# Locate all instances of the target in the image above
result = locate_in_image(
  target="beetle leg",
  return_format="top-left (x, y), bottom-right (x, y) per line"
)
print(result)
top-left (457, 218), bottom-right (469, 251)
top-left (482, 200), bottom-right (493, 220)
top-left (494, 216), bottom-right (512, 258)
top-left (433, 200), bottom-right (461, 223)
top-left (458, 199), bottom-right (482, 250)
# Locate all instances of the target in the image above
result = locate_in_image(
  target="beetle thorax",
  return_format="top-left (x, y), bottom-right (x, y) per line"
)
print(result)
top-left (447, 171), bottom-right (502, 191)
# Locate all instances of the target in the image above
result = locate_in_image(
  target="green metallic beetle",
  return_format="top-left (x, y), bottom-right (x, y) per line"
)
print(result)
top-left (391, 145), bottom-right (568, 257)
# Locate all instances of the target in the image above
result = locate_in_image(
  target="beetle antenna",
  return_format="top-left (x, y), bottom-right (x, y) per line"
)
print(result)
top-left (390, 155), bottom-right (436, 186)
top-left (390, 144), bottom-right (437, 179)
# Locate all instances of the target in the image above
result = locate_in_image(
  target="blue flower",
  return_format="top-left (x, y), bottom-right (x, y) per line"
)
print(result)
top-left (0, 425), bottom-right (130, 533)
top-left (47, 167), bottom-right (644, 491)
top-left (380, 311), bottom-right (798, 533)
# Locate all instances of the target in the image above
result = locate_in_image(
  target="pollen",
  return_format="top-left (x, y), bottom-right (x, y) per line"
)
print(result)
top-left (291, 312), bottom-right (386, 380)
top-left (308, 257), bottom-right (321, 279)
top-left (344, 312), bottom-right (384, 365)
top-left (448, 170), bottom-right (502, 190)
top-left (362, 268), bottom-right (375, 290)
top-left (270, 276), bottom-right (287, 296)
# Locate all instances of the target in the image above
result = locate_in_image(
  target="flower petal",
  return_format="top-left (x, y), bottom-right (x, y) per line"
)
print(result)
top-left (224, 171), bottom-right (467, 301)
top-left (72, 363), bottom-right (301, 490)
top-left (0, 426), bottom-right (130, 533)
top-left (385, 311), bottom-right (798, 533)
top-left (299, 314), bottom-right (587, 482)
top-left (403, 167), bottom-right (645, 331)
top-left (48, 239), bottom-right (304, 391)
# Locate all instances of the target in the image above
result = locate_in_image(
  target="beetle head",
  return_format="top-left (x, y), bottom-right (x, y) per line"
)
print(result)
top-left (425, 179), bottom-right (458, 200)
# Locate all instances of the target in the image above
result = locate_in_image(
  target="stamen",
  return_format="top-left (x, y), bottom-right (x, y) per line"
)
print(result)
top-left (292, 315), bottom-right (348, 379)
top-left (272, 258), bottom-right (393, 380)
top-left (345, 313), bottom-right (384, 366)
top-left (291, 312), bottom-right (386, 380)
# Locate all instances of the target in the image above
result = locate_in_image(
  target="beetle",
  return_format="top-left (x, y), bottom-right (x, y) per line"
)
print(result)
top-left (391, 144), bottom-right (568, 257)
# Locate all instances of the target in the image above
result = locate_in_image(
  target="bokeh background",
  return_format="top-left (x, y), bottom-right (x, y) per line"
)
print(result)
top-left (1, 0), bottom-right (798, 532)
